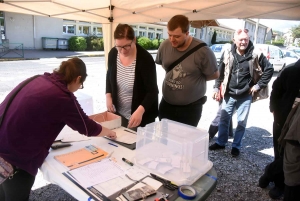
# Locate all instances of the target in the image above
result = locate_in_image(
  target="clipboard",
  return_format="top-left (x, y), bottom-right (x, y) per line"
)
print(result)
top-left (54, 145), bottom-right (108, 169)
top-left (62, 173), bottom-right (179, 201)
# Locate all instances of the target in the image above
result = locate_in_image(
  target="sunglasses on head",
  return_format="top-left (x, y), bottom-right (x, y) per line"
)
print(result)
top-left (236, 29), bottom-right (249, 34)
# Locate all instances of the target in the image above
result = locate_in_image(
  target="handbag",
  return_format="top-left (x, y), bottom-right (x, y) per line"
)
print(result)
top-left (0, 75), bottom-right (40, 184)
top-left (249, 55), bottom-right (269, 103)
top-left (0, 157), bottom-right (14, 184)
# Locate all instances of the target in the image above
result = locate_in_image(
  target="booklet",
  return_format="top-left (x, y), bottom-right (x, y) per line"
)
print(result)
top-left (54, 144), bottom-right (108, 169)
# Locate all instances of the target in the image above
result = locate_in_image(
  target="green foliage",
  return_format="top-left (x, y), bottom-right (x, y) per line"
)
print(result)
top-left (151, 38), bottom-right (165, 49)
top-left (272, 41), bottom-right (284, 46)
top-left (68, 36), bottom-right (87, 51)
top-left (211, 31), bottom-right (217, 45)
top-left (137, 37), bottom-right (152, 50)
top-left (85, 36), bottom-right (104, 51)
top-left (291, 24), bottom-right (300, 38)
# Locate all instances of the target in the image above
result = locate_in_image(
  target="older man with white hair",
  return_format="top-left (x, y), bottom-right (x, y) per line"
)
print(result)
top-left (209, 28), bottom-right (273, 156)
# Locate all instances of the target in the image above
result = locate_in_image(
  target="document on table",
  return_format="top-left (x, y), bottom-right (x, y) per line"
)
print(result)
top-left (68, 158), bottom-right (124, 188)
top-left (110, 127), bottom-right (137, 144)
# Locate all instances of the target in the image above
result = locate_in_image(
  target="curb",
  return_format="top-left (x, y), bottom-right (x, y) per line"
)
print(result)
top-left (0, 54), bottom-right (104, 62)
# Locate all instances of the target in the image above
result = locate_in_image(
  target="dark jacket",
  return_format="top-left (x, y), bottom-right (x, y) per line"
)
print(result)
top-left (215, 41), bottom-right (273, 97)
top-left (0, 73), bottom-right (102, 176)
top-left (106, 44), bottom-right (159, 126)
top-left (270, 59), bottom-right (300, 126)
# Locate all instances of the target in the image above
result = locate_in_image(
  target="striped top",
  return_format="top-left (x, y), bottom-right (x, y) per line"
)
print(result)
top-left (116, 53), bottom-right (136, 119)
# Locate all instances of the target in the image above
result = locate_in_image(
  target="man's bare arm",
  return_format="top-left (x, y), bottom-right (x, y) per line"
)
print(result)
top-left (206, 70), bottom-right (220, 81)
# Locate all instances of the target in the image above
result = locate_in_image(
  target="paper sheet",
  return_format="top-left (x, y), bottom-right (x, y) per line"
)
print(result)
top-left (61, 134), bottom-right (91, 142)
top-left (68, 159), bottom-right (124, 188)
top-left (111, 127), bottom-right (137, 144)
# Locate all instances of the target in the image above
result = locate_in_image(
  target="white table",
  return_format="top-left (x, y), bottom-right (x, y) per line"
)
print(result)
top-left (40, 127), bottom-right (217, 201)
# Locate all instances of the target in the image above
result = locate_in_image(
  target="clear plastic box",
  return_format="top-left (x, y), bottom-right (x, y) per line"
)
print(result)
top-left (135, 119), bottom-right (212, 186)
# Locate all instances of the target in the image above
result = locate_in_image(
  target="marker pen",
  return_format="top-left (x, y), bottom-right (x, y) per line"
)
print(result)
top-left (122, 157), bottom-right (134, 166)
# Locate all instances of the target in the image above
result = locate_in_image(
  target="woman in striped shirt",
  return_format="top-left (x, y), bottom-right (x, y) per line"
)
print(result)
top-left (106, 24), bottom-right (159, 131)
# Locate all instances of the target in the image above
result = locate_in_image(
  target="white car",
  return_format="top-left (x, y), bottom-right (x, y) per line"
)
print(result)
top-left (283, 50), bottom-right (300, 66)
top-left (210, 43), bottom-right (231, 64)
top-left (254, 44), bottom-right (286, 72)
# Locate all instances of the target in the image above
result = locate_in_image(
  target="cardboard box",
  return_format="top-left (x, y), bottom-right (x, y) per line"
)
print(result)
top-left (89, 111), bottom-right (121, 129)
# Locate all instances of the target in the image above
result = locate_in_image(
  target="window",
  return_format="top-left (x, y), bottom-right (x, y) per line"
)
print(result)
top-left (93, 27), bottom-right (102, 35)
top-left (79, 26), bottom-right (90, 35)
top-left (63, 25), bottom-right (76, 34)
top-left (139, 31), bottom-right (145, 37)
top-left (148, 32), bottom-right (154, 39)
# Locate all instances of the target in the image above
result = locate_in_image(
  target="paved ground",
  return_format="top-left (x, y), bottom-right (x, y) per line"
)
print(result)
top-left (0, 50), bottom-right (281, 201)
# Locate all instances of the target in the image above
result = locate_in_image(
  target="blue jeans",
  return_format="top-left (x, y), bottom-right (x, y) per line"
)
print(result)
top-left (216, 94), bottom-right (252, 149)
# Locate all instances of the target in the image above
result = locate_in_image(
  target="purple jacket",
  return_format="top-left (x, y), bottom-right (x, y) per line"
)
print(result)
top-left (0, 73), bottom-right (102, 176)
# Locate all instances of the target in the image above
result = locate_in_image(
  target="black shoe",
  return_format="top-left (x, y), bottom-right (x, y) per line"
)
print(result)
top-left (231, 147), bottom-right (240, 156)
top-left (259, 164), bottom-right (271, 188)
top-left (209, 143), bottom-right (225, 150)
top-left (269, 186), bottom-right (284, 199)
top-left (258, 174), bottom-right (270, 188)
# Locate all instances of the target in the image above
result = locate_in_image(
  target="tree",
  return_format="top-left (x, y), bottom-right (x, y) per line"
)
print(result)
top-left (291, 24), bottom-right (300, 38)
top-left (211, 30), bottom-right (217, 45)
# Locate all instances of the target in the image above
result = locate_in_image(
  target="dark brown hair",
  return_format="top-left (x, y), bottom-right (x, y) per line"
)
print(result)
top-left (167, 15), bottom-right (189, 33)
top-left (54, 57), bottom-right (87, 84)
top-left (114, 24), bottom-right (135, 40)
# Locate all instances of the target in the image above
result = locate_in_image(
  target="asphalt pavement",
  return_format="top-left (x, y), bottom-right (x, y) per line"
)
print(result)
top-left (0, 49), bottom-right (158, 61)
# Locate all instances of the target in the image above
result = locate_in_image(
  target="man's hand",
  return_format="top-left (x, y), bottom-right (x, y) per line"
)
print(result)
top-left (98, 126), bottom-right (117, 140)
top-left (249, 86), bottom-right (258, 95)
top-left (212, 92), bottom-right (219, 101)
top-left (128, 106), bottom-right (145, 128)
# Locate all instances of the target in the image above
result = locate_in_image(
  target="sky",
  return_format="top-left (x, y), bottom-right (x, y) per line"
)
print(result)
top-left (218, 19), bottom-right (300, 33)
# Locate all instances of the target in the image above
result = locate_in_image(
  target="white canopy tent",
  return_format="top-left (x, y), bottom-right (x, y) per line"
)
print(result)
top-left (1, 0), bottom-right (300, 64)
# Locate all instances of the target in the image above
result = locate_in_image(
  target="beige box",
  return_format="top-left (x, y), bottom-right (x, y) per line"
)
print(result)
top-left (89, 112), bottom-right (121, 129)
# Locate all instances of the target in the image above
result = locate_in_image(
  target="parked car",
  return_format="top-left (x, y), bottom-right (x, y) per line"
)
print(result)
top-left (254, 44), bottom-right (286, 72)
top-left (283, 50), bottom-right (300, 66)
top-left (287, 47), bottom-right (300, 57)
top-left (210, 43), bottom-right (231, 64)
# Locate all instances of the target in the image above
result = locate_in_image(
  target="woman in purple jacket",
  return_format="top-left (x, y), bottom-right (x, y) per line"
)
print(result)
top-left (0, 57), bottom-right (116, 201)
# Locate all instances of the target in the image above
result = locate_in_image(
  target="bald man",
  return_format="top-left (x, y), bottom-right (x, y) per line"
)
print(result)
top-left (209, 29), bottom-right (273, 156)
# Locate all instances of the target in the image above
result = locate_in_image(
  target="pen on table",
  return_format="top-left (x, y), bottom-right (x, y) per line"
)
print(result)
top-left (108, 142), bottom-right (118, 147)
top-left (122, 157), bottom-right (134, 166)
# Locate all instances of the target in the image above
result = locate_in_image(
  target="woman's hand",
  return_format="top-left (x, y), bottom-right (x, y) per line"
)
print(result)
top-left (106, 93), bottom-right (116, 113)
top-left (128, 106), bottom-right (145, 128)
top-left (98, 126), bottom-right (117, 140)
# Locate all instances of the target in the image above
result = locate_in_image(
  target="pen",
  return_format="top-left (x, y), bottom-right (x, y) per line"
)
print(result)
top-left (108, 142), bottom-right (118, 147)
top-left (124, 129), bottom-right (136, 134)
top-left (122, 157), bottom-right (134, 166)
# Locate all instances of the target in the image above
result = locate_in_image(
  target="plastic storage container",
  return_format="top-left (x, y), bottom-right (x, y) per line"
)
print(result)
top-left (42, 37), bottom-right (58, 49)
top-left (57, 38), bottom-right (68, 50)
top-left (135, 119), bottom-right (212, 186)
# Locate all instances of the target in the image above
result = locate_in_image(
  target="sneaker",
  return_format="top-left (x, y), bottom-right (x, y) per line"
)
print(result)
top-left (231, 147), bottom-right (240, 156)
top-left (209, 143), bottom-right (225, 150)
top-left (268, 186), bottom-right (284, 199)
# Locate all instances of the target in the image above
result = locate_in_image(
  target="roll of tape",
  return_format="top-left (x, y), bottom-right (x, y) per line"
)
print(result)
top-left (178, 185), bottom-right (197, 200)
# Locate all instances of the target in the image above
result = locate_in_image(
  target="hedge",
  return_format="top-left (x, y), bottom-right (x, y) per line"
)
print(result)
top-left (86, 36), bottom-right (104, 51)
top-left (68, 36), bottom-right (87, 51)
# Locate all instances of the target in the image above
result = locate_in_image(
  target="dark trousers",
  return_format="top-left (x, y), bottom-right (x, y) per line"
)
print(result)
top-left (158, 97), bottom-right (204, 127)
top-left (263, 120), bottom-right (284, 189)
top-left (284, 185), bottom-right (300, 201)
top-left (273, 121), bottom-right (283, 160)
top-left (0, 168), bottom-right (35, 201)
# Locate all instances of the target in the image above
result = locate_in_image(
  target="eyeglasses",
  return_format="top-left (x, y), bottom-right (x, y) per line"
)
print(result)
top-left (115, 40), bottom-right (133, 51)
top-left (236, 29), bottom-right (249, 34)
top-left (80, 83), bottom-right (84, 89)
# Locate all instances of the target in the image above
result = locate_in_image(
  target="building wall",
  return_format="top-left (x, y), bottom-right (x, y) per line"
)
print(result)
top-left (244, 20), bottom-right (267, 44)
top-left (5, 12), bottom-right (64, 49)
